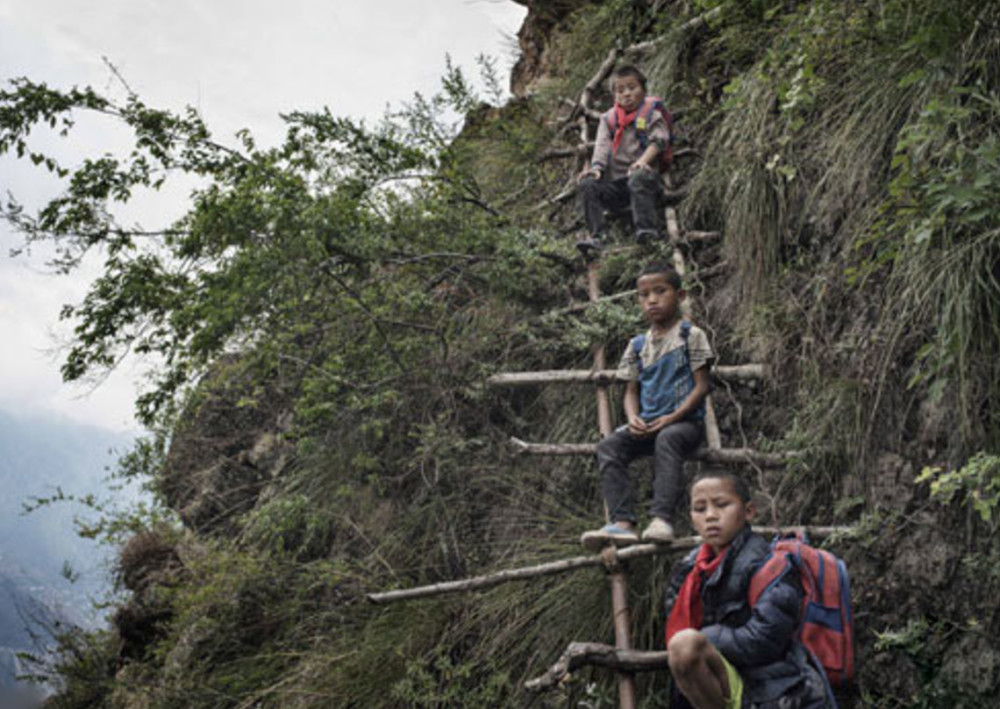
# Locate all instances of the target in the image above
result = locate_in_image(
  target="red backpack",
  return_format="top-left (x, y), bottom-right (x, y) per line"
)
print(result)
top-left (602, 96), bottom-right (675, 172)
top-left (747, 531), bottom-right (855, 688)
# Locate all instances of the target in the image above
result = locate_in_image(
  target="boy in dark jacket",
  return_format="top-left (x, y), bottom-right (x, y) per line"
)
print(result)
top-left (664, 471), bottom-right (832, 709)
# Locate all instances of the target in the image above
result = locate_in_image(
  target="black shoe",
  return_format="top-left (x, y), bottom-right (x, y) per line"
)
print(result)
top-left (575, 236), bottom-right (603, 259)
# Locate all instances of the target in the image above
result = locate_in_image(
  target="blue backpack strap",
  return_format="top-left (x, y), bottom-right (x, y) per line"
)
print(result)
top-left (635, 97), bottom-right (656, 149)
top-left (632, 333), bottom-right (646, 374)
top-left (679, 320), bottom-right (691, 363)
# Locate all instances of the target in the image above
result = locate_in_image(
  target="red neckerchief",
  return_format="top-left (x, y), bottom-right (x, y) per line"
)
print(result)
top-left (665, 543), bottom-right (729, 645)
top-left (611, 102), bottom-right (640, 156)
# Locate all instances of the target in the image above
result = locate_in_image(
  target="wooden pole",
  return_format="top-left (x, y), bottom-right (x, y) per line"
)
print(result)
top-left (588, 265), bottom-right (614, 439)
top-left (704, 395), bottom-right (723, 450)
top-left (587, 260), bottom-right (637, 709)
top-left (486, 364), bottom-right (767, 386)
top-left (509, 437), bottom-right (796, 467)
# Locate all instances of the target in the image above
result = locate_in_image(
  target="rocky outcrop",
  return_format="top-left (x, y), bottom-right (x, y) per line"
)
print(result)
top-left (157, 360), bottom-right (295, 535)
top-left (510, 0), bottom-right (594, 96)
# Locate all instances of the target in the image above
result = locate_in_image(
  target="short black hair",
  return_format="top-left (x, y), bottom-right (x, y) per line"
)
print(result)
top-left (690, 470), bottom-right (752, 504)
top-left (638, 261), bottom-right (682, 290)
top-left (612, 64), bottom-right (648, 91)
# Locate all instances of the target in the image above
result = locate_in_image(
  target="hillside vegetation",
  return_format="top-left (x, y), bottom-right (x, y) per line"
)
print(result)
top-left (3, 1), bottom-right (1000, 707)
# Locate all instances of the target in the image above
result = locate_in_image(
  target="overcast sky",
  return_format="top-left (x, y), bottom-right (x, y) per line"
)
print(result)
top-left (0, 0), bottom-right (527, 433)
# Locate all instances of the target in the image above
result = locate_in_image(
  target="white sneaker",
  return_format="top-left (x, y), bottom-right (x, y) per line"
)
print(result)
top-left (580, 523), bottom-right (639, 552)
top-left (642, 518), bottom-right (675, 543)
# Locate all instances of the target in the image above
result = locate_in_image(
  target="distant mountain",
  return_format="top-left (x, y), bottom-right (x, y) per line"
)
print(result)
top-left (0, 409), bottom-right (136, 695)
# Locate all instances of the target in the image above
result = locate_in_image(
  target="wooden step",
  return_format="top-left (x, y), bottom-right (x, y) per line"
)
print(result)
top-left (550, 262), bottom-right (729, 317)
top-left (487, 364), bottom-right (766, 387)
top-left (365, 524), bottom-right (854, 605)
top-left (509, 437), bottom-right (795, 468)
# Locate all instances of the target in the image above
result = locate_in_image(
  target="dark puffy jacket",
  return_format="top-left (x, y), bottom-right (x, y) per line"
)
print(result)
top-left (663, 526), bottom-right (830, 708)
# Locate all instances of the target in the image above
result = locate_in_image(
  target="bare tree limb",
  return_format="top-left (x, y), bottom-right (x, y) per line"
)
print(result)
top-left (682, 230), bottom-right (722, 242)
top-left (538, 143), bottom-right (594, 162)
top-left (581, 48), bottom-right (621, 111)
top-left (525, 643), bottom-right (671, 691)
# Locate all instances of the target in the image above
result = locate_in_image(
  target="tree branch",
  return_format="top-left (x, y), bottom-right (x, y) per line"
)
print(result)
top-left (524, 643), bottom-right (671, 691)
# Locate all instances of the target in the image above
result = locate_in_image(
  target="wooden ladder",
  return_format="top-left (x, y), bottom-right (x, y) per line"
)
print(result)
top-left (367, 200), bottom-right (848, 706)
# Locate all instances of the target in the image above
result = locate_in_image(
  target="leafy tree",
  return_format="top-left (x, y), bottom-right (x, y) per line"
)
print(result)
top-left (1, 59), bottom-right (544, 431)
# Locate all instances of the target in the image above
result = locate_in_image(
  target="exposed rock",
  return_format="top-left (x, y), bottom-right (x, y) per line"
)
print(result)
top-left (869, 452), bottom-right (915, 512)
top-left (940, 633), bottom-right (1000, 698)
top-left (888, 511), bottom-right (957, 589)
top-left (510, 0), bottom-right (594, 96)
top-left (866, 651), bottom-right (923, 704)
top-left (157, 359), bottom-right (295, 535)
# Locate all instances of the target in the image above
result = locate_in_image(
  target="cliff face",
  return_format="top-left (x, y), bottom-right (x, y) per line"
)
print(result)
top-left (38, 2), bottom-right (1000, 708)
top-left (509, 0), bottom-right (592, 96)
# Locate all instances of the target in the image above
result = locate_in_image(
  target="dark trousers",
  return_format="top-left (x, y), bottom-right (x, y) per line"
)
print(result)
top-left (596, 420), bottom-right (704, 524)
top-left (579, 171), bottom-right (664, 238)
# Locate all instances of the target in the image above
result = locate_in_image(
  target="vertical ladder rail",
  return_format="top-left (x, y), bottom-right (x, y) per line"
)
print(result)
top-left (665, 200), bottom-right (722, 451)
top-left (588, 260), bottom-right (637, 709)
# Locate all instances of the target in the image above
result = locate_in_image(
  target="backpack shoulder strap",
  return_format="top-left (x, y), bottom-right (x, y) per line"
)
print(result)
top-left (632, 334), bottom-right (647, 374)
top-left (635, 98), bottom-right (657, 148)
top-left (604, 107), bottom-right (618, 132)
top-left (680, 320), bottom-right (692, 365)
top-left (747, 544), bottom-right (798, 606)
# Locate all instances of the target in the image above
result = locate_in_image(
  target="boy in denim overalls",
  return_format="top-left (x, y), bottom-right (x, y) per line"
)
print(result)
top-left (581, 262), bottom-right (713, 549)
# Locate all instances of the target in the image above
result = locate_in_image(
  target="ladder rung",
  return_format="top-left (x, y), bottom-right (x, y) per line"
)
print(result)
top-left (680, 230), bottom-right (721, 242)
top-left (365, 524), bottom-right (855, 605)
top-left (487, 364), bottom-right (766, 387)
top-left (509, 437), bottom-right (795, 468)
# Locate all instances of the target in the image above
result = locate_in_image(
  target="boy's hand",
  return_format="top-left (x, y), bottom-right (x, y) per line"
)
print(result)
top-left (627, 414), bottom-right (650, 437)
top-left (628, 160), bottom-right (652, 175)
top-left (644, 414), bottom-right (675, 435)
top-left (578, 166), bottom-right (602, 182)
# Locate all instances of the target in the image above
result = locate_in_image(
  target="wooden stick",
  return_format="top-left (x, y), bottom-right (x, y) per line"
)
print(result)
top-left (588, 265), bottom-right (614, 440)
top-left (665, 208), bottom-right (690, 323)
top-left (704, 395), bottom-right (723, 450)
top-left (366, 526), bottom-right (855, 604)
top-left (581, 47), bottom-right (620, 111)
top-left (509, 438), bottom-right (796, 467)
top-left (694, 260), bottom-right (729, 280)
top-left (673, 147), bottom-right (700, 160)
top-left (551, 290), bottom-right (637, 315)
top-left (587, 255), bottom-right (637, 709)
top-left (665, 207), bottom-right (682, 243)
top-left (537, 180), bottom-right (579, 209)
top-left (539, 143), bottom-right (594, 162)
top-left (625, 6), bottom-right (722, 56)
top-left (486, 364), bottom-right (767, 386)
top-left (549, 262), bottom-right (731, 316)
top-left (682, 230), bottom-right (721, 242)
top-left (525, 643), bottom-right (671, 691)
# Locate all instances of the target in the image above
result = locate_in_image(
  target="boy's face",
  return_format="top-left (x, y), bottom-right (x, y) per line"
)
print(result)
top-left (636, 273), bottom-right (683, 327)
top-left (690, 477), bottom-right (754, 554)
top-left (614, 74), bottom-right (646, 112)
